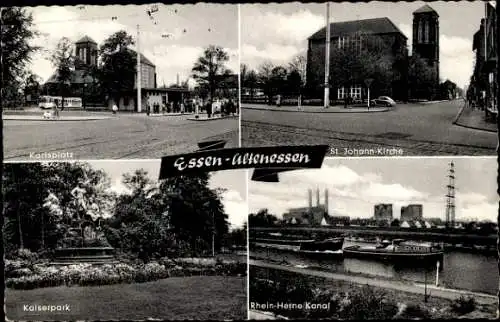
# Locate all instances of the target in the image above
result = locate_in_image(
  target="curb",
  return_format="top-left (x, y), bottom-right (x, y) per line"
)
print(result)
top-left (187, 115), bottom-right (239, 121)
top-left (242, 106), bottom-right (389, 113)
top-left (452, 104), bottom-right (497, 133)
top-left (148, 113), bottom-right (194, 117)
top-left (3, 116), bottom-right (113, 121)
top-left (413, 283), bottom-right (497, 300)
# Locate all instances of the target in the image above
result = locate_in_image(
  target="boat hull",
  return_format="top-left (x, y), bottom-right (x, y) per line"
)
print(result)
top-left (251, 242), bottom-right (343, 259)
top-left (342, 246), bottom-right (444, 263)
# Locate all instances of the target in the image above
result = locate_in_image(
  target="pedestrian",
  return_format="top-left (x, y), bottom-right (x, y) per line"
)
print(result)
top-left (53, 99), bottom-right (60, 118)
top-left (112, 103), bottom-right (118, 115)
top-left (276, 94), bottom-right (281, 107)
top-left (298, 94), bottom-right (302, 111)
top-left (206, 100), bottom-right (212, 118)
top-left (146, 102), bottom-right (150, 116)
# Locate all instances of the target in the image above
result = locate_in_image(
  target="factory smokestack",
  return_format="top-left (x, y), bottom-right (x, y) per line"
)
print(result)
top-left (316, 188), bottom-right (320, 206)
top-left (325, 188), bottom-right (329, 215)
top-left (308, 189), bottom-right (312, 210)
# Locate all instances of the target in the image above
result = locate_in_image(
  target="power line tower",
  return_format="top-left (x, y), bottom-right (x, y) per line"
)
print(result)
top-left (445, 161), bottom-right (456, 228)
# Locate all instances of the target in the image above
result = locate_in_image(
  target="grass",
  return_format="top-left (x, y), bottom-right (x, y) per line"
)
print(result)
top-left (6, 276), bottom-right (246, 320)
top-left (251, 267), bottom-right (497, 319)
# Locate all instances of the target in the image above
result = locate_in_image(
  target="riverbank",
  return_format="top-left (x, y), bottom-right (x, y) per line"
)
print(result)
top-left (250, 264), bottom-right (496, 319)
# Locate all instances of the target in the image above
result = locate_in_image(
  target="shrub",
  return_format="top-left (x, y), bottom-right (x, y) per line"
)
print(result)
top-left (451, 295), bottom-right (476, 315)
top-left (400, 303), bottom-right (431, 319)
top-left (339, 285), bottom-right (398, 320)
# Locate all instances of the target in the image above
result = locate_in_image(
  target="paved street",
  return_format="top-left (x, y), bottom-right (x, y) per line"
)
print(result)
top-left (4, 112), bottom-right (238, 160)
top-left (241, 100), bottom-right (497, 156)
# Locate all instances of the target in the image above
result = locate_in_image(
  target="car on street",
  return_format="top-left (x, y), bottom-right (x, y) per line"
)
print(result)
top-left (371, 96), bottom-right (396, 107)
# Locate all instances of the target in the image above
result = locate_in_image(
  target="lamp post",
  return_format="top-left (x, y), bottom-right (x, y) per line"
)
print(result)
top-left (83, 83), bottom-right (88, 109)
top-left (324, 2), bottom-right (331, 108)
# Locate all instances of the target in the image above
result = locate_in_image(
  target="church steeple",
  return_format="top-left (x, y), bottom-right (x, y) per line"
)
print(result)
top-left (75, 36), bottom-right (98, 70)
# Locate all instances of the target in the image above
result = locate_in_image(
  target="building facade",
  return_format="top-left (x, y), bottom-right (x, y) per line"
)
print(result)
top-left (282, 188), bottom-right (329, 226)
top-left (306, 17), bottom-right (409, 102)
top-left (400, 204), bottom-right (423, 222)
top-left (373, 203), bottom-right (393, 222)
top-left (470, 2), bottom-right (497, 120)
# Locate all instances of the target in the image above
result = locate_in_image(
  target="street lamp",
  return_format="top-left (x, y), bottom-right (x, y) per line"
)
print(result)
top-left (83, 83), bottom-right (88, 109)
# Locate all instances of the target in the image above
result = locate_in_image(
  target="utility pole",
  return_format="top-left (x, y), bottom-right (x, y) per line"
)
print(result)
top-left (324, 2), bottom-right (331, 108)
top-left (136, 24), bottom-right (142, 113)
top-left (212, 211), bottom-right (215, 257)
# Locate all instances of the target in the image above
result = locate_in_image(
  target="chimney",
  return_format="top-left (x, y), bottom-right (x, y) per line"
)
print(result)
top-left (325, 188), bottom-right (329, 215)
top-left (308, 189), bottom-right (312, 210)
top-left (316, 188), bottom-right (320, 206)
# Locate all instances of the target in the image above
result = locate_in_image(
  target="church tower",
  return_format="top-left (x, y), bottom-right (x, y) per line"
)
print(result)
top-left (412, 5), bottom-right (440, 95)
top-left (75, 36), bottom-right (98, 70)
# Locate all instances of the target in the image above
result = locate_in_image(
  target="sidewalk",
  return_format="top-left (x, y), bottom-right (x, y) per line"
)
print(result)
top-left (148, 112), bottom-right (194, 117)
top-left (242, 104), bottom-right (388, 113)
top-left (454, 105), bottom-right (497, 133)
top-left (187, 114), bottom-right (239, 121)
top-left (3, 114), bottom-right (112, 121)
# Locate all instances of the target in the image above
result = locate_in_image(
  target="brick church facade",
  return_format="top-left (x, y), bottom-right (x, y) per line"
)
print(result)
top-left (305, 5), bottom-right (441, 102)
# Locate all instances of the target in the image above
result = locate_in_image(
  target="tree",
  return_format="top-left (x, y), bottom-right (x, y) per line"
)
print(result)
top-left (23, 72), bottom-right (42, 104)
top-left (258, 61), bottom-right (275, 104)
top-left (408, 53), bottom-right (438, 100)
top-left (288, 54), bottom-right (307, 94)
top-left (1, 7), bottom-right (39, 107)
top-left (50, 37), bottom-right (75, 110)
top-left (270, 66), bottom-right (288, 96)
top-left (99, 31), bottom-right (136, 106)
top-left (329, 32), bottom-right (395, 100)
top-left (192, 45), bottom-right (231, 104)
top-left (249, 209), bottom-right (279, 227)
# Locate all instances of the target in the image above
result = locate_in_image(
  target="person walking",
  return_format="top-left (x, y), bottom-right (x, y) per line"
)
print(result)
top-left (206, 100), bottom-right (213, 118)
top-left (53, 99), bottom-right (60, 118)
top-left (276, 94), bottom-right (281, 107)
top-left (112, 103), bottom-right (118, 115)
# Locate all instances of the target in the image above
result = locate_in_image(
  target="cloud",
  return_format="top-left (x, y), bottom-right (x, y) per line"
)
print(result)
top-left (220, 189), bottom-right (248, 230)
top-left (241, 8), bottom-right (323, 70)
top-left (27, 7), bottom-right (238, 85)
top-left (397, 23), bottom-right (473, 88)
top-left (249, 164), bottom-right (496, 222)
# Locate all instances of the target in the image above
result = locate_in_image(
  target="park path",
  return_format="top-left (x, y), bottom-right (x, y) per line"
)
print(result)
top-left (250, 259), bottom-right (497, 305)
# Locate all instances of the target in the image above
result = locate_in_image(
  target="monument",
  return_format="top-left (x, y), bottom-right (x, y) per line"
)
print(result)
top-left (46, 178), bottom-right (116, 265)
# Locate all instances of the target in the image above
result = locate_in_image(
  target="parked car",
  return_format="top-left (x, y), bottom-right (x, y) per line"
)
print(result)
top-left (371, 96), bottom-right (396, 107)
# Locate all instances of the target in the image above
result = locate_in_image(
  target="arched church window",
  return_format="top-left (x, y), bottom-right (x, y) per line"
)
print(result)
top-left (417, 21), bottom-right (423, 43)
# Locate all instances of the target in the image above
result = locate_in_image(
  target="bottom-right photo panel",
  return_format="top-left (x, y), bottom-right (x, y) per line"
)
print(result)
top-left (248, 157), bottom-right (498, 320)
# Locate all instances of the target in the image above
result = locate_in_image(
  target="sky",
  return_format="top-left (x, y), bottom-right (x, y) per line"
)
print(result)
top-left (87, 161), bottom-right (248, 230)
top-left (241, 1), bottom-right (489, 88)
top-left (27, 4), bottom-right (238, 88)
top-left (248, 157), bottom-right (498, 223)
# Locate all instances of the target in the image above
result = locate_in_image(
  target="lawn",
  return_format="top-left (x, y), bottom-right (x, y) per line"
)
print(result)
top-left (6, 276), bottom-right (246, 320)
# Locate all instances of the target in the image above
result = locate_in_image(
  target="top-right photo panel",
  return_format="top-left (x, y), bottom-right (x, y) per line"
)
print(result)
top-left (240, 1), bottom-right (497, 157)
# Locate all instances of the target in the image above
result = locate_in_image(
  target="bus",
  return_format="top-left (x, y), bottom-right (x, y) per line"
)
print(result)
top-left (38, 96), bottom-right (83, 109)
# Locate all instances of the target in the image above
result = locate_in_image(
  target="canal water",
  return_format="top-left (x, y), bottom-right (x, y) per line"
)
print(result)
top-left (251, 241), bottom-right (498, 295)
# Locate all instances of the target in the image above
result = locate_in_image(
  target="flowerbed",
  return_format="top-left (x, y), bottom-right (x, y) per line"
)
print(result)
top-left (6, 258), bottom-right (247, 290)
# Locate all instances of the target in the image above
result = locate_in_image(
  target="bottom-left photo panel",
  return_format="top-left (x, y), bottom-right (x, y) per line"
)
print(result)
top-left (4, 161), bottom-right (248, 321)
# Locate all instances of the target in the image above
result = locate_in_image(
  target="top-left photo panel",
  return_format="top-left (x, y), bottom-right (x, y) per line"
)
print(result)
top-left (2, 4), bottom-right (240, 161)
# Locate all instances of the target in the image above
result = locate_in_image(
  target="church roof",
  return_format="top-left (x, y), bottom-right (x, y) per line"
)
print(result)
top-left (309, 17), bottom-right (407, 40)
top-left (414, 5), bottom-right (439, 15)
top-left (76, 35), bottom-right (97, 44)
top-left (127, 49), bottom-right (155, 67)
top-left (45, 69), bottom-right (95, 85)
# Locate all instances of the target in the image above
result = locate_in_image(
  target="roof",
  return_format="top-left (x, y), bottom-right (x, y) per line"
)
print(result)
top-left (45, 69), bottom-right (95, 84)
top-left (76, 36), bottom-right (97, 44)
top-left (413, 5), bottom-right (439, 16)
top-left (127, 49), bottom-right (155, 67)
top-left (308, 17), bottom-right (407, 40)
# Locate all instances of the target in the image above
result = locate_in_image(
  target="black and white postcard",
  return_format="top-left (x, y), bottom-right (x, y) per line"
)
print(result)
top-left (4, 161), bottom-right (247, 320)
top-left (2, 4), bottom-right (239, 160)
top-left (248, 157), bottom-right (497, 319)
top-left (240, 1), bottom-right (498, 156)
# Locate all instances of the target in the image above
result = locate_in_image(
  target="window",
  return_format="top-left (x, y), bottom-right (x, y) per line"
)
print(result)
top-left (83, 48), bottom-right (87, 64)
top-left (417, 21), bottom-right (423, 43)
top-left (337, 87), bottom-right (346, 99)
top-left (338, 36), bottom-right (348, 49)
top-left (423, 20), bottom-right (429, 43)
top-left (350, 85), bottom-right (362, 100)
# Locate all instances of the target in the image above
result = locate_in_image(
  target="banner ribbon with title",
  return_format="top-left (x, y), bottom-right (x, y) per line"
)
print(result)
top-left (158, 145), bottom-right (329, 179)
